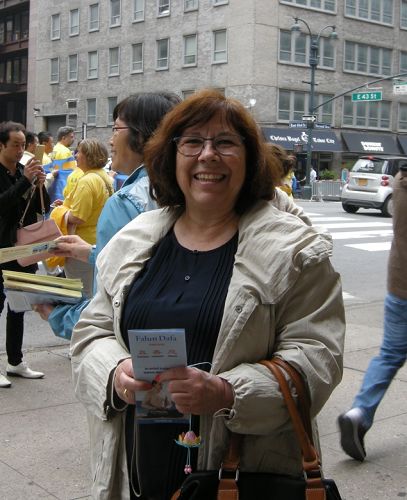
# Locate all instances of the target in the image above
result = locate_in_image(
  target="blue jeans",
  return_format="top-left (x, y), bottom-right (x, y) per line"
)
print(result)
top-left (353, 292), bottom-right (407, 428)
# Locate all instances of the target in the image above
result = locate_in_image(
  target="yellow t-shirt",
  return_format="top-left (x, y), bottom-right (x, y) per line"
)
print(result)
top-left (63, 168), bottom-right (84, 199)
top-left (64, 169), bottom-right (113, 244)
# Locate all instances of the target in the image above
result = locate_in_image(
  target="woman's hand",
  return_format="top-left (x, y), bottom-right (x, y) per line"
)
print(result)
top-left (32, 303), bottom-right (55, 321)
top-left (114, 358), bottom-right (152, 405)
top-left (51, 235), bottom-right (92, 262)
top-left (160, 367), bottom-right (234, 415)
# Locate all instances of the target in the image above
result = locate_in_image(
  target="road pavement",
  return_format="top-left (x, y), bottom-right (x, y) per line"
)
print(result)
top-left (1, 201), bottom-right (407, 499)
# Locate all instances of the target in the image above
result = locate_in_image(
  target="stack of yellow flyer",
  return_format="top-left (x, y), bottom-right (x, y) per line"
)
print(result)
top-left (2, 270), bottom-right (83, 312)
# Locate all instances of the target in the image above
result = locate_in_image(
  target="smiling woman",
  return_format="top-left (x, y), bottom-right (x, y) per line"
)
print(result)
top-left (70, 89), bottom-right (345, 500)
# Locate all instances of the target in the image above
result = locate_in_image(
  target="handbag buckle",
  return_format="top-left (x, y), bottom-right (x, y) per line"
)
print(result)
top-left (218, 465), bottom-right (240, 481)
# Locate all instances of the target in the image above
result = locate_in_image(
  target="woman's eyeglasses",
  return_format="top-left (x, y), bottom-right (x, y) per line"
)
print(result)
top-left (112, 126), bottom-right (130, 133)
top-left (173, 134), bottom-right (245, 157)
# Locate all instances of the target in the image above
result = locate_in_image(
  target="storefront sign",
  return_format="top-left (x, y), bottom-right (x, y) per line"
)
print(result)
top-left (262, 127), bottom-right (341, 151)
top-left (342, 132), bottom-right (401, 154)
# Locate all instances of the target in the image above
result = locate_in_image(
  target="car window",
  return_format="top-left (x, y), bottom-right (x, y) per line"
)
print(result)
top-left (351, 158), bottom-right (385, 174)
top-left (387, 160), bottom-right (405, 176)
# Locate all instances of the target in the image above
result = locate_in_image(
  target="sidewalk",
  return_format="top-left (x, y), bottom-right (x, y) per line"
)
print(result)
top-left (1, 303), bottom-right (407, 499)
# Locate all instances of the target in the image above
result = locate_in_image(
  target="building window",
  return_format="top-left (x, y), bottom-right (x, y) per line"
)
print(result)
top-left (402, 0), bottom-right (407, 28)
top-left (50, 57), bottom-right (59, 83)
top-left (213, 0), bottom-right (228, 5)
top-left (156, 38), bottom-right (169, 70)
top-left (88, 51), bottom-right (98, 79)
top-left (68, 54), bottom-right (78, 81)
top-left (131, 43), bottom-right (144, 72)
top-left (278, 89), bottom-right (334, 123)
top-left (280, 0), bottom-right (336, 11)
top-left (89, 4), bottom-right (100, 31)
top-left (344, 41), bottom-right (391, 76)
top-left (399, 103), bottom-right (407, 129)
top-left (345, 0), bottom-right (393, 24)
top-left (183, 34), bottom-right (197, 66)
top-left (133, 0), bottom-right (145, 22)
top-left (182, 90), bottom-right (195, 99)
top-left (184, 0), bottom-right (198, 11)
top-left (108, 97), bottom-right (118, 124)
top-left (213, 29), bottom-right (227, 64)
top-left (343, 96), bottom-right (391, 128)
top-left (279, 30), bottom-right (335, 69)
top-left (400, 52), bottom-right (407, 75)
top-left (0, 10), bottom-right (29, 43)
top-left (110, 0), bottom-right (121, 26)
top-left (87, 98), bottom-right (97, 125)
top-left (51, 14), bottom-right (60, 40)
top-left (69, 9), bottom-right (79, 36)
top-left (158, 0), bottom-right (170, 16)
top-left (109, 47), bottom-right (120, 76)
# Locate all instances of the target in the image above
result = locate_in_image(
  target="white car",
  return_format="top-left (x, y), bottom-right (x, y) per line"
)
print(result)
top-left (341, 155), bottom-right (407, 217)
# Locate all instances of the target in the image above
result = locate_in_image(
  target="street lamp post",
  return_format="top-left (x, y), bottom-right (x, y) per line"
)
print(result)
top-left (291, 17), bottom-right (337, 199)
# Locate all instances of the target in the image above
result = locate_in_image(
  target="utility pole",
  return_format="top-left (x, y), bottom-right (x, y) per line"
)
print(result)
top-left (291, 17), bottom-right (338, 200)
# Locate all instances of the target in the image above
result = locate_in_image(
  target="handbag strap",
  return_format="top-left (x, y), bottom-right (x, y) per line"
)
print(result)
top-left (218, 359), bottom-right (326, 500)
top-left (18, 182), bottom-right (46, 228)
top-left (259, 359), bottom-right (326, 500)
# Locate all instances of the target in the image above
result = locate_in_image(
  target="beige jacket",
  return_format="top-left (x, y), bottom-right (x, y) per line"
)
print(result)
top-left (71, 200), bottom-right (344, 499)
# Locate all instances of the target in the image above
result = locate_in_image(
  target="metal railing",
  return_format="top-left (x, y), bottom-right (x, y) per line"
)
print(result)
top-left (311, 180), bottom-right (343, 201)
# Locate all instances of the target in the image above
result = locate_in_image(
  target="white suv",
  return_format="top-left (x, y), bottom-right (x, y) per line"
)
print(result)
top-left (341, 155), bottom-right (407, 217)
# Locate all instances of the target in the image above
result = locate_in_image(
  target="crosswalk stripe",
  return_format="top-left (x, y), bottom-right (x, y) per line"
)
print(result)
top-left (311, 217), bottom-right (356, 222)
top-left (346, 242), bottom-right (392, 251)
top-left (314, 222), bottom-right (393, 229)
top-left (331, 230), bottom-right (393, 240)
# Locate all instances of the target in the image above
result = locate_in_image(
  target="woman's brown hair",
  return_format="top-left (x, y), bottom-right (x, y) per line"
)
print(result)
top-left (144, 89), bottom-right (280, 214)
top-left (78, 138), bottom-right (108, 169)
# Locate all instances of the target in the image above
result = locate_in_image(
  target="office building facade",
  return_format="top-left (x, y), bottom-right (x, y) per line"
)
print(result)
top-left (27, 0), bottom-right (407, 173)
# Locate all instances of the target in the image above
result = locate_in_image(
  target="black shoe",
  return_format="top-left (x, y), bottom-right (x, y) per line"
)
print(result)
top-left (338, 410), bottom-right (368, 462)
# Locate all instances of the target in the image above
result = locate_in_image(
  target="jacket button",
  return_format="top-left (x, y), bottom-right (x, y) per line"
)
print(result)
top-left (114, 300), bottom-right (120, 307)
top-left (235, 305), bottom-right (242, 313)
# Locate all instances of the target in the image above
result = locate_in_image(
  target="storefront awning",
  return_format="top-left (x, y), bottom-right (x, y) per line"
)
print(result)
top-left (397, 135), bottom-right (407, 154)
top-left (342, 132), bottom-right (401, 155)
top-left (262, 127), bottom-right (342, 152)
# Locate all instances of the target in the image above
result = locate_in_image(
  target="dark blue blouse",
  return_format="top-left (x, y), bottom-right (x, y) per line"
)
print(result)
top-left (121, 228), bottom-right (238, 500)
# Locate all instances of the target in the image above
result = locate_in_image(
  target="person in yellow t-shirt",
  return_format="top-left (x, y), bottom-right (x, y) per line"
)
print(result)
top-left (62, 138), bottom-right (113, 297)
top-left (47, 126), bottom-right (77, 202)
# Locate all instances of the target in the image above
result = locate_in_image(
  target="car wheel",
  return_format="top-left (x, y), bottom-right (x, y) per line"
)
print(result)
top-left (342, 203), bottom-right (359, 214)
top-left (381, 196), bottom-right (393, 217)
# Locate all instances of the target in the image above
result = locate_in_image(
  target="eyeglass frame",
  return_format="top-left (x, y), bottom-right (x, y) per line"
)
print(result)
top-left (111, 126), bottom-right (130, 133)
top-left (172, 134), bottom-right (245, 157)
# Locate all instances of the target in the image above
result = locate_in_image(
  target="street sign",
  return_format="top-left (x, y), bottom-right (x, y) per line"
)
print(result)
top-left (315, 122), bottom-right (331, 129)
top-left (302, 114), bottom-right (317, 122)
top-left (393, 82), bottom-right (407, 95)
top-left (351, 91), bottom-right (382, 102)
top-left (289, 121), bottom-right (306, 129)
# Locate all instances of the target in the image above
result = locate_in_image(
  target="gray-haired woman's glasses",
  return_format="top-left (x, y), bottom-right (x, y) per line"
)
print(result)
top-left (173, 134), bottom-right (245, 157)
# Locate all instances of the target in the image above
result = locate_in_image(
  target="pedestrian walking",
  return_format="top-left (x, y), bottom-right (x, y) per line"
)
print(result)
top-left (338, 165), bottom-right (407, 461)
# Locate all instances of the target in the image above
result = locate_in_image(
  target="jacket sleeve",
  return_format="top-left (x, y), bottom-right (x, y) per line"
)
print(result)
top-left (220, 259), bottom-right (344, 435)
top-left (48, 299), bottom-right (90, 340)
top-left (70, 276), bottom-right (130, 421)
top-left (0, 175), bottom-right (32, 216)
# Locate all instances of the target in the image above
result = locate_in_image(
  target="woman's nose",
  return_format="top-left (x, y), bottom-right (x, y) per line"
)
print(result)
top-left (198, 139), bottom-right (218, 159)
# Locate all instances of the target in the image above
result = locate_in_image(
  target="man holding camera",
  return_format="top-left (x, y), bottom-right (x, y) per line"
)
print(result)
top-left (0, 121), bottom-right (50, 388)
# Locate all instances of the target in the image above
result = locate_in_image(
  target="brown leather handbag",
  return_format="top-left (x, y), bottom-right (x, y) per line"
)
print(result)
top-left (172, 358), bottom-right (342, 500)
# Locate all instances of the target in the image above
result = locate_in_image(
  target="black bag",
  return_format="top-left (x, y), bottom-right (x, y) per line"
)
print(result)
top-left (172, 358), bottom-right (342, 500)
top-left (175, 471), bottom-right (341, 500)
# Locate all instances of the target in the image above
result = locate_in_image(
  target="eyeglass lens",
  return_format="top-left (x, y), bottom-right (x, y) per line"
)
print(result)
top-left (176, 135), bottom-right (243, 156)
